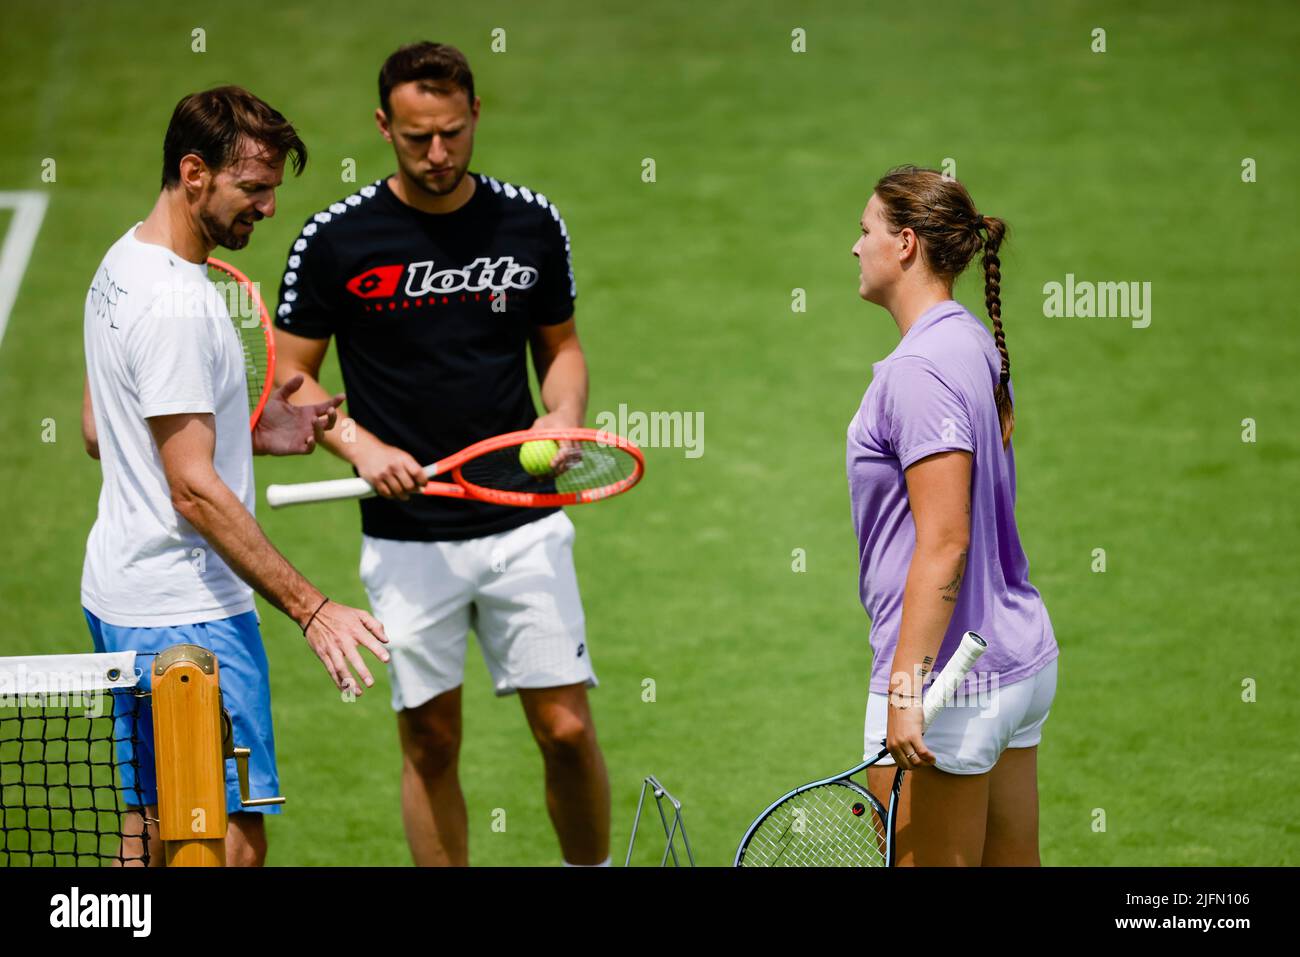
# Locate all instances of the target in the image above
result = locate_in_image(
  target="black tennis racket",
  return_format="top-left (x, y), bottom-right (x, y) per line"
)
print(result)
top-left (734, 631), bottom-right (987, 867)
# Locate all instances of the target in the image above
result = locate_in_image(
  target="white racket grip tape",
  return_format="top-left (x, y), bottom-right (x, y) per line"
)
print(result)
top-left (266, 463), bottom-right (440, 509)
top-left (266, 475), bottom-right (376, 508)
top-left (921, 631), bottom-right (988, 731)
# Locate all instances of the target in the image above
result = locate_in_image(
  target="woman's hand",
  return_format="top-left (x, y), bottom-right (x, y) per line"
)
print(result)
top-left (885, 697), bottom-right (936, 771)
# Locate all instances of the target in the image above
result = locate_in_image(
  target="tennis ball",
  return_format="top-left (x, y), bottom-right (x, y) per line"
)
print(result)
top-left (519, 439), bottom-right (560, 477)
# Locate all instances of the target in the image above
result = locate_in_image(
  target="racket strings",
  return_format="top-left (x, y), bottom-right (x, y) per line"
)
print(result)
top-left (741, 782), bottom-right (888, 867)
top-left (457, 441), bottom-right (638, 495)
top-left (208, 265), bottom-right (270, 418)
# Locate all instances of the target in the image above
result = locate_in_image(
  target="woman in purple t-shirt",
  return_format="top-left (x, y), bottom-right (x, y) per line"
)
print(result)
top-left (847, 166), bottom-right (1059, 865)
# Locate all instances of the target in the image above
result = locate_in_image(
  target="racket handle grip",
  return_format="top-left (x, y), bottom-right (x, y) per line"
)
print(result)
top-left (921, 631), bottom-right (988, 731)
top-left (266, 463), bottom-right (441, 509)
top-left (266, 476), bottom-right (376, 508)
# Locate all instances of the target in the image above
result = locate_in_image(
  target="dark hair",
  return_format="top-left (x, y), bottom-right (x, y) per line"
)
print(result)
top-left (379, 42), bottom-right (475, 115)
top-left (160, 85), bottom-right (307, 189)
top-left (873, 166), bottom-right (1014, 449)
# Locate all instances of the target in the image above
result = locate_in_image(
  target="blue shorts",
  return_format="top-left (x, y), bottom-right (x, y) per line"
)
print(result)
top-left (83, 608), bottom-right (281, 816)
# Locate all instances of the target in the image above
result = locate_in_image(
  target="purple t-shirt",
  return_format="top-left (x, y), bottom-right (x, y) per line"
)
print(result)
top-left (846, 300), bottom-right (1057, 695)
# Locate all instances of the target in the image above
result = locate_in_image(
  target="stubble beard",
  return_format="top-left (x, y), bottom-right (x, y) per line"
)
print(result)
top-left (408, 159), bottom-right (468, 199)
top-left (200, 206), bottom-right (248, 252)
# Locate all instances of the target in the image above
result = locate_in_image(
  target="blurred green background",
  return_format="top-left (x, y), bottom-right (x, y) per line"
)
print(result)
top-left (0, 0), bottom-right (1296, 865)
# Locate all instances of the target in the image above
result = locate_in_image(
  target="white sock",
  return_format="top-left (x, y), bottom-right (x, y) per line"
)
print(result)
top-left (563, 856), bottom-right (611, 867)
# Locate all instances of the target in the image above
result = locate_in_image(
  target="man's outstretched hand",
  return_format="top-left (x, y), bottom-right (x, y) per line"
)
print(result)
top-left (253, 375), bottom-right (344, 455)
top-left (302, 600), bottom-right (391, 696)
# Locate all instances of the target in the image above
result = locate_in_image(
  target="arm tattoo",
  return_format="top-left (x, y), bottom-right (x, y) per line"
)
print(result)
top-left (941, 550), bottom-right (968, 603)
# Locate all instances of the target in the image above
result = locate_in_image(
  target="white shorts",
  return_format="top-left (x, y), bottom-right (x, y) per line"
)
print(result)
top-left (360, 511), bottom-right (594, 711)
top-left (864, 656), bottom-right (1057, 775)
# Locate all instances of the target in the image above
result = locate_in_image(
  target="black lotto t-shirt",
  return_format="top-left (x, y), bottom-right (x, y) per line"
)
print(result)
top-left (274, 174), bottom-right (576, 541)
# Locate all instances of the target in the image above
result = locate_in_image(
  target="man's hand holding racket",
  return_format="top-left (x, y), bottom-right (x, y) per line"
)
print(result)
top-left (347, 435), bottom-right (430, 501)
top-left (530, 408), bottom-right (586, 474)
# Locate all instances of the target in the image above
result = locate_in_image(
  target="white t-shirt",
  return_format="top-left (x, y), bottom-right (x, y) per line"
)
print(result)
top-left (81, 225), bottom-right (256, 626)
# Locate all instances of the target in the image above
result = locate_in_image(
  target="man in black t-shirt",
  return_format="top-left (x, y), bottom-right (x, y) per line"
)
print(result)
top-left (273, 42), bottom-right (610, 866)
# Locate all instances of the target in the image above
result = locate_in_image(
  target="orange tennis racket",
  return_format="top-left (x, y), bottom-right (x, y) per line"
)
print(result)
top-left (207, 257), bottom-right (275, 430)
top-left (266, 428), bottom-right (645, 509)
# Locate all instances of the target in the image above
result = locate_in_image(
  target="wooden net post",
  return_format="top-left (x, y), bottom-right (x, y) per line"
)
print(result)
top-left (151, 645), bottom-right (227, 867)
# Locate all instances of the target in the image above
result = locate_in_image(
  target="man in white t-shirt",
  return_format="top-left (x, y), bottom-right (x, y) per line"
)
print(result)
top-left (81, 86), bottom-right (390, 866)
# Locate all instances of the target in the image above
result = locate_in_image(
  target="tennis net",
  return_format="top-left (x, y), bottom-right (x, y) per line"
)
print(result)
top-left (0, 651), bottom-right (152, 866)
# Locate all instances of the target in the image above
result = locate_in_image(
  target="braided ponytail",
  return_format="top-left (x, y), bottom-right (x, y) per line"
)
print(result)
top-left (979, 216), bottom-right (1013, 449)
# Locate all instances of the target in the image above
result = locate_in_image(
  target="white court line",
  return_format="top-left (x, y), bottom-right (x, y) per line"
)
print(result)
top-left (0, 191), bottom-right (51, 349)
